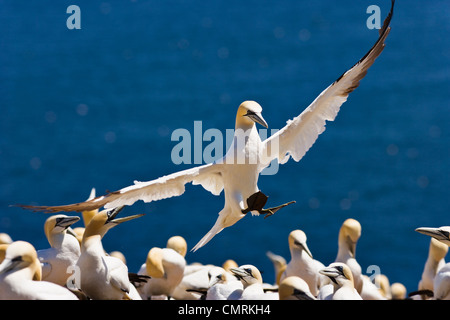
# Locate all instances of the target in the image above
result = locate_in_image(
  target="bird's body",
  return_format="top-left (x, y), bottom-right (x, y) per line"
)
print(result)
top-left (0, 241), bottom-right (78, 300)
top-left (206, 267), bottom-right (243, 300)
top-left (37, 215), bottom-right (81, 286)
top-left (278, 276), bottom-right (316, 300)
top-left (137, 247), bottom-right (186, 299)
top-left (280, 230), bottom-right (327, 296)
top-left (76, 207), bottom-right (144, 300)
top-left (418, 238), bottom-right (448, 297)
top-left (18, 1), bottom-right (394, 252)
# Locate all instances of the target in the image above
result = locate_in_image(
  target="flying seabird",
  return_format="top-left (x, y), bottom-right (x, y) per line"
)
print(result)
top-left (18, 1), bottom-right (394, 252)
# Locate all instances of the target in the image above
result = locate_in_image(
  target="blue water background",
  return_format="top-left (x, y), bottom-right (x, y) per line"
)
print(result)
top-left (1, 0), bottom-right (449, 293)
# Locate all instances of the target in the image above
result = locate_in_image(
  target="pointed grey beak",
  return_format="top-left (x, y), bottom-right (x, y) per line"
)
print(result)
top-left (415, 227), bottom-right (450, 242)
top-left (294, 240), bottom-right (313, 259)
top-left (0, 257), bottom-right (22, 275)
top-left (245, 111), bottom-right (268, 128)
top-left (55, 216), bottom-right (80, 229)
top-left (319, 267), bottom-right (340, 278)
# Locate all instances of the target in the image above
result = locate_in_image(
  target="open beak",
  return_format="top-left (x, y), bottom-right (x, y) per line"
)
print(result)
top-left (245, 111), bottom-right (268, 128)
top-left (105, 206), bottom-right (145, 226)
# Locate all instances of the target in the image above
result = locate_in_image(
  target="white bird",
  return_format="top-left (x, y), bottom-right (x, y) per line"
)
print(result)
top-left (278, 276), bottom-right (316, 300)
top-left (319, 262), bottom-right (362, 300)
top-left (279, 229), bottom-right (327, 296)
top-left (416, 226), bottom-right (450, 300)
top-left (417, 238), bottom-right (448, 298)
top-left (171, 263), bottom-right (217, 300)
top-left (230, 264), bottom-right (278, 300)
top-left (76, 206), bottom-right (145, 300)
top-left (334, 218), bottom-right (385, 299)
top-left (334, 218), bottom-right (363, 292)
top-left (0, 241), bottom-right (78, 300)
top-left (19, 1), bottom-right (394, 252)
top-left (205, 266), bottom-right (243, 300)
top-left (37, 214), bottom-right (81, 286)
top-left (137, 236), bottom-right (187, 299)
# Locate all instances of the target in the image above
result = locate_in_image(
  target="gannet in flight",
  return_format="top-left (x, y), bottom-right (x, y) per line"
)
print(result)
top-left (18, 1), bottom-right (394, 252)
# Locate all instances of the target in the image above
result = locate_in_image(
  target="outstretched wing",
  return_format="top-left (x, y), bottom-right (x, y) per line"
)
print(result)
top-left (18, 163), bottom-right (224, 213)
top-left (260, 0), bottom-right (394, 167)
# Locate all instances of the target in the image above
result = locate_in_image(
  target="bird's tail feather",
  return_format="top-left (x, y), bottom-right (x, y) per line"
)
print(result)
top-left (191, 222), bottom-right (224, 252)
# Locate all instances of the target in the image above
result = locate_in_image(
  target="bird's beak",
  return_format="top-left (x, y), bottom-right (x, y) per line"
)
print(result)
top-left (319, 267), bottom-right (340, 278)
top-left (415, 227), bottom-right (450, 242)
top-left (0, 257), bottom-right (22, 275)
top-left (105, 206), bottom-right (145, 226)
top-left (230, 267), bottom-right (250, 283)
top-left (55, 216), bottom-right (80, 229)
top-left (294, 240), bottom-right (313, 259)
top-left (245, 111), bottom-right (268, 128)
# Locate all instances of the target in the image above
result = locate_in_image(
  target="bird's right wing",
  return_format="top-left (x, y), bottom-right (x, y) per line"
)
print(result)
top-left (18, 163), bottom-right (224, 213)
top-left (260, 0), bottom-right (394, 168)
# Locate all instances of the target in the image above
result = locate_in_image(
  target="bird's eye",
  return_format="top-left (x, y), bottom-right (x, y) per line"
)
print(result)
top-left (244, 268), bottom-right (253, 276)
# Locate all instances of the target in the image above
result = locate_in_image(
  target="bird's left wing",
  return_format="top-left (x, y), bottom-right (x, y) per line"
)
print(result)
top-left (18, 162), bottom-right (224, 213)
top-left (260, 0), bottom-right (394, 168)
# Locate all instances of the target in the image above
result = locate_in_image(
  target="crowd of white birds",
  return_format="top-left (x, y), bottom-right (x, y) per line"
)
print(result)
top-left (0, 209), bottom-right (448, 300)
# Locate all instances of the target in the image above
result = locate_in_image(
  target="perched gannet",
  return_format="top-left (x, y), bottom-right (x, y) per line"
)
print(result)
top-left (76, 206), bottom-right (144, 300)
top-left (335, 218), bottom-right (363, 292)
top-left (172, 263), bottom-right (217, 300)
top-left (418, 238), bottom-right (448, 297)
top-left (0, 241), bottom-right (78, 300)
top-left (230, 264), bottom-right (278, 300)
top-left (37, 214), bottom-right (81, 286)
top-left (334, 218), bottom-right (384, 299)
top-left (137, 237), bottom-right (187, 299)
top-left (280, 229), bottom-right (327, 296)
top-left (266, 251), bottom-right (287, 286)
top-left (319, 262), bottom-right (362, 300)
top-left (206, 266), bottom-right (243, 300)
top-left (278, 276), bottom-right (316, 300)
top-left (416, 226), bottom-right (450, 300)
top-left (19, 1), bottom-right (394, 252)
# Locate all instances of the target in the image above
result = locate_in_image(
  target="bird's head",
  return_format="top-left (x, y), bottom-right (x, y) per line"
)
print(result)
top-left (288, 230), bottom-right (313, 258)
top-left (236, 101), bottom-right (268, 129)
top-left (319, 262), bottom-right (354, 287)
top-left (0, 241), bottom-right (38, 275)
top-left (415, 226), bottom-right (450, 247)
top-left (83, 206), bottom-right (144, 240)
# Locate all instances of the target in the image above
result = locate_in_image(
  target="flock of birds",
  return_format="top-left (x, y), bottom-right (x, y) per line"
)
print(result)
top-left (6, 0), bottom-right (445, 301)
top-left (1, 208), bottom-right (450, 300)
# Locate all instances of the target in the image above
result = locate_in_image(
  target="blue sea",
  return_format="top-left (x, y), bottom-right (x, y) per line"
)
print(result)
top-left (1, 0), bottom-right (449, 294)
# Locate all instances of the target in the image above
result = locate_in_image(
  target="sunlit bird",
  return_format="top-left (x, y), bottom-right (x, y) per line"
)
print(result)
top-left (18, 1), bottom-right (394, 252)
